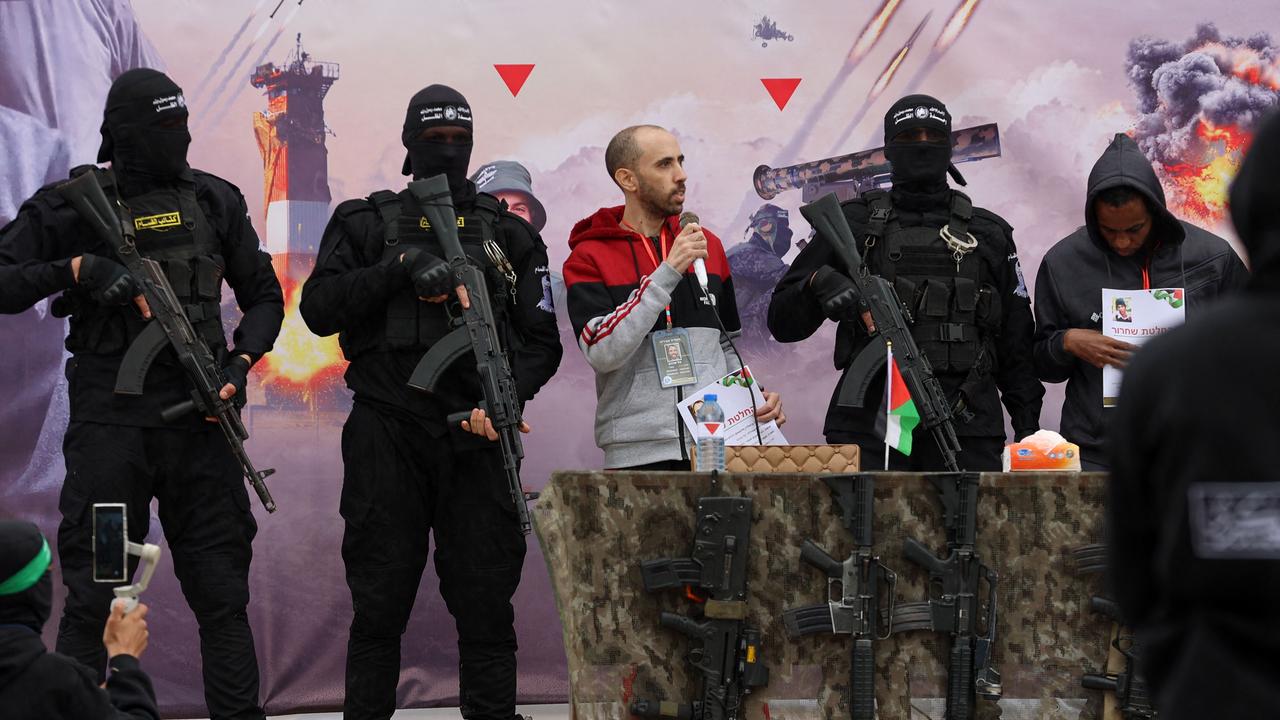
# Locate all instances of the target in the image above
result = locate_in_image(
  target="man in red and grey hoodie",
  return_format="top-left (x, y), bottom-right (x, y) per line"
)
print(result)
top-left (563, 125), bottom-right (783, 470)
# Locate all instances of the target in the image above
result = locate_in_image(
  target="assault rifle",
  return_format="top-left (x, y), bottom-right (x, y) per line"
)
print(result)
top-left (783, 474), bottom-right (895, 720)
top-left (1071, 544), bottom-right (1157, 719)
top-left (632, 495), bottom-right (769, 720)
top-left (892, 472), bottom-right (1000, 720)
top-left (799, 192), bottom-right (963, 471)
top-left (57, 170), bottom-right (277, 512)
top-left (404, 175), bottom-right (531, 534)
top-left (1082, 597), bottom-right (1156, 719)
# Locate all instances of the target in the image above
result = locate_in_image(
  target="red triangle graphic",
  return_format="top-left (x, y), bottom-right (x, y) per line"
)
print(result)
top-left (494, 64), bottom-right (536, 97)
top-left (703, 423), bottom-right (722, 435)
top-left (760, 78), bottom-right (802, 111)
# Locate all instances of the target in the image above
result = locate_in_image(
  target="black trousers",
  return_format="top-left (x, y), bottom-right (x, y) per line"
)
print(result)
top-left (340, 403), bottom-right (526, 720)
top-left (828, 429), bottom-right (1004, 472)
top-left (55, 420), bottom-right (262, 720)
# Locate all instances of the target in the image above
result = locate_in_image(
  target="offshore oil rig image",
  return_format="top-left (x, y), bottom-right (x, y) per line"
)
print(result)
top-left (246, 34), bottom-right (349, 413)
top-left (252, 33), bottom-right (338, 279)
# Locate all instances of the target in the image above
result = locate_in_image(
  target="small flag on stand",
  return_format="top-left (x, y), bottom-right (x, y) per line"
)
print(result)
top-left (882, 342), bottom-right (919, 457)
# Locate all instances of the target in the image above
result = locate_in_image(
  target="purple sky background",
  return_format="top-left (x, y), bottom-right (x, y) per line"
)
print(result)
top-left (129, 0), bottom-right (1276, 450)
top-left (135, 0), bottom-right (1270, 258)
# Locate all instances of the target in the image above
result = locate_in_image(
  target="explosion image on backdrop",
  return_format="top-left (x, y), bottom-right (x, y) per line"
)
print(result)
top-left (1130, 23), bottom-right (1280, 225)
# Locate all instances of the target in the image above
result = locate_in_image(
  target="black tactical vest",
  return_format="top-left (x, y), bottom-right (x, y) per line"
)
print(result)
top-left (63, 167), bottom-right (228, 358)
top-left (342, 189), bottom-right (514, 357)
top-left (863, 190), bottom-right (1001, 375)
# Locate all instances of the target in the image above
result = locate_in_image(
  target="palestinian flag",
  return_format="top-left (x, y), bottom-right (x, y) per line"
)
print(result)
top-left (883, 350), bottom-right (920, 456)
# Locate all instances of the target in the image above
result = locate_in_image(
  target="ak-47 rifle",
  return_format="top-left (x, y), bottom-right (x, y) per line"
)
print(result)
top-left (799, 192), bottom-right (963, 471)
top-left (403, 175), bottom-right (531, 534)
top-left (893, 472), bottom-right (1001, 720)
top-left (782, 474), bottom-right (895, 720)
top-left (57, 171), bottom-right (277, 512)
top-left (632, 494), bottom-right (769, 720)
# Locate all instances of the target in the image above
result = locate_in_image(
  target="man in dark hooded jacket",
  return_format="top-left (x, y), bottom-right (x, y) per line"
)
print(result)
top-left (300, 84), bottom-right (561, 720)
top-left (0, 519), bottom-right (159, 719)
top-left (770, 95), bottom-right (1042, 469)
top-left (1107, 111), bottom-right (1280, 719)
top-left (0, 68), bottom-right (283, 720)
top-left (1033, 133), bottom-right (1248, 469)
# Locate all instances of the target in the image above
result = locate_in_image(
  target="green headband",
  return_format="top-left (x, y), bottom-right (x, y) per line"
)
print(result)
top-left (0, 538), bottom-right (51, 596)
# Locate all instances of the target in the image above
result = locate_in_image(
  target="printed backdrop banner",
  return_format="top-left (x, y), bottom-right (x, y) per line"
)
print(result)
top-left (1, 0), bottom-right (1276, 715)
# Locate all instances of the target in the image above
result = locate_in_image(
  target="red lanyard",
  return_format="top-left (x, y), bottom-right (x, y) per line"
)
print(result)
top-left (623, 220), bottom-right (674, 329)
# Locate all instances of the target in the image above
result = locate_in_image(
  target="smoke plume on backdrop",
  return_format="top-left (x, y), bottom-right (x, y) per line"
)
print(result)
top-left (1129, 23), bottom-right (1280, 224)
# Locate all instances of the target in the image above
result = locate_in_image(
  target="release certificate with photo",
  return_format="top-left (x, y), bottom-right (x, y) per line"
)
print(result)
top-left (1101, 287), bottom-right (1186, 407)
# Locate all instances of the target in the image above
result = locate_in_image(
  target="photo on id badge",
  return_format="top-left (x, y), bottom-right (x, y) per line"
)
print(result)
top-left (652, 327), bottom-right (697, 388)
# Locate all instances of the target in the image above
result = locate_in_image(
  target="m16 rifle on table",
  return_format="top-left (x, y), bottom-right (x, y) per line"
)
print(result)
top-left (893, 472), bottom-right (1001, 720)
top-left (783, 474), bottom-right (895, 720)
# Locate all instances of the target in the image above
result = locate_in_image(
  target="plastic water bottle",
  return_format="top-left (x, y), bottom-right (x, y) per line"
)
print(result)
top-left (695, 394), bottom-right (726, 472)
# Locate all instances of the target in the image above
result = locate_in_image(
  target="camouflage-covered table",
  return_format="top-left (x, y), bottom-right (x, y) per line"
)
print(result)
top-left (533, 471), bottom-right (1113, 720)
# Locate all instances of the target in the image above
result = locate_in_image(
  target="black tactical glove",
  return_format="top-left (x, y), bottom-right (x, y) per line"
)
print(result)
top-left (77, 253), bottom-right (140, 306)
top-left (810, 265), bottom-right (864, 322)
top-left (221, 354), bottom-right (251, 410)
top-left (400, 247), bottom-right (454, 298)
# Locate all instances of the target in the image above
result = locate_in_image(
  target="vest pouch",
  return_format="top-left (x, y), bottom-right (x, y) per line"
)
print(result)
top-left (920, 279), bottom-right (951, 319)
top-left (195, 255), bottom-right (225, 301)
top-left (952, 278), bottom-right (977, 318)
top-left (975, 284), bottom-right (1002, 333)
top-left (183, 301), bottom-right (226, 350)
top-left (894, 277), bottom-right (919, 321)
top-left (944, 278), bottom-right (979, 373)
top-left (164, 259), bottom-right (194, 300)
top-left (908, 279), bottom-right (947, 371)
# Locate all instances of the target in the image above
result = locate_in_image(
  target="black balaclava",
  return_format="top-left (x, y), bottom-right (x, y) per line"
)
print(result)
top-left (0, 521), bottom-right (53, 634)
top-left (401, 84), bottom-right (474, 195)
top-left (98, 68), bottom-right (191, 182)
top-left (883, 94), bottom-right (953, 190)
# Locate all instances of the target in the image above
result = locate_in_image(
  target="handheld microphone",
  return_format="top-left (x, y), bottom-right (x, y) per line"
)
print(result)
top-left (678, 211), bottom-right (712, 303)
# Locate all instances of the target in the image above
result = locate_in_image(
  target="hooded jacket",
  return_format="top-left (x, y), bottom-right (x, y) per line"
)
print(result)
top-left (563, 207), bottom-right (741, 468)
top-left (0, 626), bottom-right (159, 719)
top-left (1107, 111), bottom-right (1280, 720)
top-left (1033, 134), bottom-right (1248, 466)
top-left (0, 522), bottom-right (158, 720)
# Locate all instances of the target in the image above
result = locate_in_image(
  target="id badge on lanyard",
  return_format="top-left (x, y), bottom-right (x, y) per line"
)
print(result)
top-left (653, 327), bottom-right (697, 388)
top-left (633, 223), bottom-right (698, 389)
